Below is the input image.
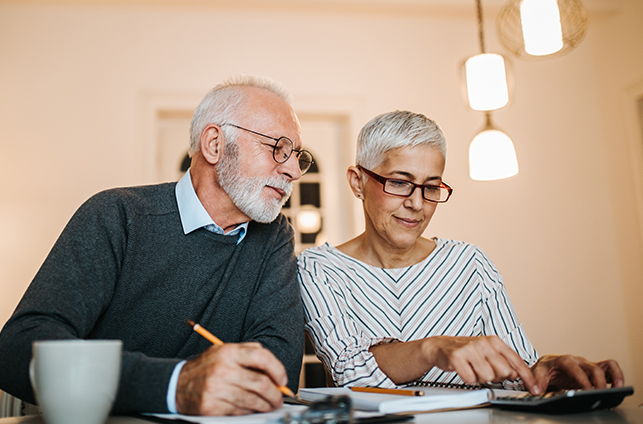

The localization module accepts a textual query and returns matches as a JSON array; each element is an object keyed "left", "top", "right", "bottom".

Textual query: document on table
[
  {"left": 299, "top": 387, "right": 493, "bottom": 414},
  {"left": 144, "top": 403, "right": 402, "bottom": 424},
  {"left": 146, "top": 403, "right": 307, "bottom": 423}
]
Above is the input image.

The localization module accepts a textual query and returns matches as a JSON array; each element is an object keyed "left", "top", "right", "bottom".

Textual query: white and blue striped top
[{"left": 297, "top": 238, "right": 538, "bottom": 389}]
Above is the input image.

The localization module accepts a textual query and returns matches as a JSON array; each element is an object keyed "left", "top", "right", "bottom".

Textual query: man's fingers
[
  {"left": 198, "top": 382, "right": 276, "bottom": 417},
  {"left": 204, "top": 346, "right": 285, "bottom": 411},
  {"left": 222, "top": 372, "right": 282, "bottom": 414},
  {"left": 229, "top": 343, "right": 289, "bottom": 388},
  {"left": 196, "top": 385, "right": 258, "bottom": 416},
  {"left": 176, "top": 343, "right": 287, "bottom": 415}
]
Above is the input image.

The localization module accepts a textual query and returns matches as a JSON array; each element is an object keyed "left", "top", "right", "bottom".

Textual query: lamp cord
[{"left": 476, "top": 0, "right": 486, "bottom": 54}]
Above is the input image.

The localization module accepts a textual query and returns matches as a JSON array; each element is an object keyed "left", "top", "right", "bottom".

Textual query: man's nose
[{"left": 278, "top": 153, "right": 303, "bottom": 181}]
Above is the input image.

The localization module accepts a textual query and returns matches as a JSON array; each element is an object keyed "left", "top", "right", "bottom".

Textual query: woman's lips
[{"left": 395, "top": 216, "right": 420, "bottom": 227}]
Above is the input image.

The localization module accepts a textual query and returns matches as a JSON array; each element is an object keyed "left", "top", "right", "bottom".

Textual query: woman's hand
[
  {"left": 370, "top": 335, "right": 540, "bottom": 393},
  {"left": 422, "top": 336, "right": 540, "bottom": 392},
  {"left": 530, "top": 354, "right": 624, "bottom": 393}
]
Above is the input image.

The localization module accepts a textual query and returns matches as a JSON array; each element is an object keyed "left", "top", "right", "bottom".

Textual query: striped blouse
[{"left": 297, "top": 238, "right": 538, "bottom": 389}]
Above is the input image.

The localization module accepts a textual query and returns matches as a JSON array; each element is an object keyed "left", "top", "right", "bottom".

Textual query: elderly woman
[{"left": 298, "top": 111, "right": 623, "bottom": 394}]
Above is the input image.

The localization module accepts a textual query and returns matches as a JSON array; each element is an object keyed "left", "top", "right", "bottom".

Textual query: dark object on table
[
  {"left": 279, "top": 395, "right": 412, "bottom": 424},
  {"left": 491, "top": 386, "right": 634, "bottom": 414},
  {"left": 280, "top": 395, "right": 353, "bottom": 424}
]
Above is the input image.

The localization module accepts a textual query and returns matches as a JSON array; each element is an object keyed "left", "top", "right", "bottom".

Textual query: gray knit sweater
[{"left": 0, "top": 183, "right": 304, "bottom": 413}]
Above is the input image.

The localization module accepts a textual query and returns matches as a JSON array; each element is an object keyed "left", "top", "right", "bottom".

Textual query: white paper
[{"left": 147, "top": 404, "right": 307, "bottom": 424}]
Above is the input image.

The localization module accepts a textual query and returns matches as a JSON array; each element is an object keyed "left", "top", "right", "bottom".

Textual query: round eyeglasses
[
  {"left": 221, "top": 123, "right": 313, "bottom": 175},
  {"left": 357, "top": 165, "right": 453, "bottom": 203}
]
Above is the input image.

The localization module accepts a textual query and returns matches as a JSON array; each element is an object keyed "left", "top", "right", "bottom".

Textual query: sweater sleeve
[
  {"left": 297, "top": 249, "right": 397, "bottom": 388},
  {"left": 0, "top": 190, "right": 178, "bottom": 413}
]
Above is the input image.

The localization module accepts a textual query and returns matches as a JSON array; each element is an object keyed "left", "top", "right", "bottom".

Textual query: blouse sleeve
[
  {"left": 475, "top": 247, "right": 539, "bottom": 389},
  {"left": 297, "top": 250, "right": 397, "bottom": 388}
]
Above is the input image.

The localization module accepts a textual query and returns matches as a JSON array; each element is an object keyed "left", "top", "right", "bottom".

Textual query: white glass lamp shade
[
  {"left": 296, "top": 207, "right": 322, "bottom": 234},
  {"left": 520, "top": 0, "right": 563, "bottom": 56},
  {"left": 464, "top": 53, "right": 510, "bottom": 111},
  {"left": 469, "top": 127, "right": 519, "bottom": 181}
]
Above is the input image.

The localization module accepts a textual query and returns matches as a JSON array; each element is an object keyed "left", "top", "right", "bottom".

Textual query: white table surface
[{"left": 1, "top": 407, "right": 642, "bottom": 424}]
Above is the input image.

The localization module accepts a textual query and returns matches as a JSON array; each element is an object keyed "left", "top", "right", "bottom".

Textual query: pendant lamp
[
  {"left": 497, "top": 0, "right": 589, "bottom": 60},
  {"left": 464, "top": 0, "right": 519, "bottom": 181},
  {"left": 462, "top": 0, "right": 511, "bottom": 111},
  {"left": 464, "top": 53, "right": 510, "bottom": 111},
  {"left": 469, "top": 113, "right": 519, "bottom": 181}
]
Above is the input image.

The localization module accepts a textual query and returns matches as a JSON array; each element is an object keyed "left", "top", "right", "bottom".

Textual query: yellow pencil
[
  {"left": 351, "top": 386, "right": 424, "bottom": 396},
  {"left": 186, "top": 320, "right": 295, "bottom": 397}
]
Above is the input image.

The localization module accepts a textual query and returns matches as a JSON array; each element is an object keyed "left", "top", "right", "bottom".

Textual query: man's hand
[
  {"left": 175, "top": 342, "right": 288, "bottom": 416},
  {"left": 531, "top": 354, "right": 624, "bottom": 393},
  {"left": 424, "top": 336, "right": 541, "bottom": 393}
]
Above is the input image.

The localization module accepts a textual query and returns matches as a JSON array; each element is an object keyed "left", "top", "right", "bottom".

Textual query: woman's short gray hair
[
  {"left": 356, "top": 110, "right": 447, "bottom": 170},
  {"left": 188, "top": 74, "right": 293, "bottom": 156}
]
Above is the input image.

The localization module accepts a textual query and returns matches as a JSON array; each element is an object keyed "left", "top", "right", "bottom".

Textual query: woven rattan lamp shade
[{"left": 497, "top": 0, "right": 589, "bottom": 60}]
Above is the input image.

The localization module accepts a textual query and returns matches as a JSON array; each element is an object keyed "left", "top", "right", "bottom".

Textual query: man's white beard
[{"left": 217, "top": 144, "right": 293, "bottom": 223}]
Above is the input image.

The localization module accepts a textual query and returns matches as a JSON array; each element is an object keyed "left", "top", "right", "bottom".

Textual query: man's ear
[
  {"left": 200, "top": 124, "right": 224, "bottom": 165},
  {"left": 347, "top": 166, "right": 364, "bottom": 200}
]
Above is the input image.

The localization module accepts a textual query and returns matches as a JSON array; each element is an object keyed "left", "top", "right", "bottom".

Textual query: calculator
[{"left": 490, "top": 386, "right": 634, "bottom": 414}]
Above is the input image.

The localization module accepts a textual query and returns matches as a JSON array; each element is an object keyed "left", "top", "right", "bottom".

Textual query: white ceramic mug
[{"left": 30, "top": 339, "right": 122, "bottom": 424}]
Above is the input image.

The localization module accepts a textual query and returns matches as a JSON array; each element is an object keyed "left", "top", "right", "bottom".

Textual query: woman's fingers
[{"left": 433, "top": 336, "right": 537, "bottom": 389}]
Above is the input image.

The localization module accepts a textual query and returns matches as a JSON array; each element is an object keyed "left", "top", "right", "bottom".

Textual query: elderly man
[{"left": 0, "top": 75, "right": 310, "bottom": 416}]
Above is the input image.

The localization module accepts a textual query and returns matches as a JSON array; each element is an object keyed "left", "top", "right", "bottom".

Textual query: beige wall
[{"left": 1, "top": 0, "right": 641, "bottom": 405}]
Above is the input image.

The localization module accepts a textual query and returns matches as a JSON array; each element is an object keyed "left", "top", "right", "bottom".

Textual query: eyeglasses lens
[
  {"left": 383, "top": 181, "right": 412, "bottom": 197},
  {"left": 298, "top": 152, "right": 313, "bottom": 175},
  {"left": 423, "top": 187, "right": 448, "bottom": 202},
  {"left": 384, "top": 180, "right": 449, "bottom": 202},
  {"left": 272, "top": 137, "right": 313, "bottom": 175},
  {"left": 273, "top": 138, "right": 291, "bottom": 163}
]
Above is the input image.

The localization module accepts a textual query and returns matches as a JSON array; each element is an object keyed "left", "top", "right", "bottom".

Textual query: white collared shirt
[{"left": 175, "top": 168, "right": 248, "bottom": 242}]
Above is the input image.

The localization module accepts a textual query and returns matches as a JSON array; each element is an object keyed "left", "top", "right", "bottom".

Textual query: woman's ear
[
  {"left": 347, "top": 166, "right": 364, "bottom": 200},
  {"left": 200, "top": 124, "right": 224, "bottom": 165}
]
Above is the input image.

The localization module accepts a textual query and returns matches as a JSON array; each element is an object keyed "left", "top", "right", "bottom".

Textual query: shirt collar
[{"left": 175, "top": 169, "right": 248, "bottom": 243}]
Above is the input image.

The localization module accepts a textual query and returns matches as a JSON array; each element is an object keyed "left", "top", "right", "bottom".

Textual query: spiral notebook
[
  {"left": 298, "top": 386, "right": 493, "bottom": 414},
  {"left": 406, "top": 380, "right": 524, "bottom": 398}
]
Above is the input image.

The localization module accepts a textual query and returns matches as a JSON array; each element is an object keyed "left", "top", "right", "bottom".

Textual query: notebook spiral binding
[{"left": 408, "top": 381, "right": 484, "bottom": 390}]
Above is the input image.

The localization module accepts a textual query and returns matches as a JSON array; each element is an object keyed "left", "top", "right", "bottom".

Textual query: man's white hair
[{"left": 188, "top": 75, "right": 293, "bottom": 156}]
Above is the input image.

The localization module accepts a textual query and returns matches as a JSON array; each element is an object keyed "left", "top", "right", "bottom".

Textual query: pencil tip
[{"left": 186, "top": 319, "right": 196, "bottom": 327}]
